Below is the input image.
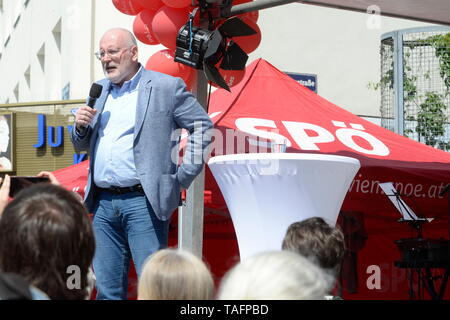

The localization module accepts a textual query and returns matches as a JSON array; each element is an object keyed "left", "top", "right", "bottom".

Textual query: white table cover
[{"left": 208, "top": 153, "right": 361, "bottom": 260}]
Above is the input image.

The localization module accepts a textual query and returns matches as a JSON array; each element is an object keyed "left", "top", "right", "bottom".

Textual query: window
[
  {"left": 13, "top": 84, "right": 19, "bottom": 102},
  {"left": 62, "top": 83, "right": 70, "bottom": 100},
  {"left": 13, "top": 0, "right": 23, "bottom": 28},
  {"left": 37, "top": 44, "right": 45, "bottom": 71},
  {"left": 52, "top": 19, "right": 61, "bottom": 53},
  {"left": 24, "top": 66, "right": 30, "bottom": 88},
  {"left": 4, "top": 35, "right": 10, "bottom": 47}
]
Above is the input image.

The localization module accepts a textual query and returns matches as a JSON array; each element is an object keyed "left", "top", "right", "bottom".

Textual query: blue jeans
[{"left": 92, "top": 190, "right": 169, "bottom": 300}]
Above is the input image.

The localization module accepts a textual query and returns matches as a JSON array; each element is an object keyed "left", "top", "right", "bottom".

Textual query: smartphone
[{"left": 9, "top": 176, "right": 50, "bottom": 197}]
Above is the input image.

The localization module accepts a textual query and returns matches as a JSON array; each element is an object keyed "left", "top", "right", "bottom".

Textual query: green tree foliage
[
  {"left": 416, "top": 92, "right": 449, "bottom": 150},
  {"left": 373, "top": 32, "right": 449, "bottom": 151},
  {"left": 427, "top": 33, "right": 450, "bottom": 91}
]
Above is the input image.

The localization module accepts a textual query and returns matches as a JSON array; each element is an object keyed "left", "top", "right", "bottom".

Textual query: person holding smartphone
[
  {"left": 0, "top": 172, "right": 59, "bottom": 216},
  {"left": 0, "top": 182, "right": 95, "bottom": 299}
]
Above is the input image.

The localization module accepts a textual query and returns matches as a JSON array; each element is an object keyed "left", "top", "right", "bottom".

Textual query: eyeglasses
[{"left": 94, "top": 47, "right": 131, "bottom": 60}]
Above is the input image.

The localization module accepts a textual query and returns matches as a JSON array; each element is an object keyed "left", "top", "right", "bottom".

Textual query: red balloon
[
  {"left": 136, "top": 0, "right": 164, "bottom": 11},
  {"left": 184, "top": 69, "right": 197, "bottom": 92},
  {"left": 112, "top": 0, "right": 144, "bottom": 15},
  {"left": 145, "top": 49, "right": 193, "bottom": 87},
  {"left": 210, "top": 68, "right": 246, "bottom": 89},
  {"left": 152, "top": 6, "right": 190, "bottom": 50},
  {"left": 133, "top": 9, "right": 159, "bottom": 45},
  {"left": 238, "top": 10, "right": 259, "bottom": 23},
  {"left": 161, "top": 0, "right": 191, "bottom": 9},
  {"left": 231, "top": 17, "right": 261, "bottom": 54}
]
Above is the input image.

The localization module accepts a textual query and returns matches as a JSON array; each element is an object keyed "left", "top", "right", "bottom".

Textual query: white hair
[
  {"left": 101, "top": 28, "right": 137, "bottom": 47},
  {"left": 217, "top": 251, "right": 333, "bottom": 300}
]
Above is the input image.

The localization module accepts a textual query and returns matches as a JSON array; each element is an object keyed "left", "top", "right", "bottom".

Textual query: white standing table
[{"left": 208, "top": 153, "right": 361, "bottom": 260}]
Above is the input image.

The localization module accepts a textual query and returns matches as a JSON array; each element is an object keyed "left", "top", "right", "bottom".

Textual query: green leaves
[
  {"left": 416, "top": 91, "right": 448, "bottom": 150},
  {"left": 427, "top": 33, "right": 450, "bottom": 93}
]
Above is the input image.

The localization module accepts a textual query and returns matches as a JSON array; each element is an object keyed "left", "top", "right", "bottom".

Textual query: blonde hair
[
  {"left": 138, "top": 248, "right": 214, "bottom": 300},
  {"left": 217, "top": 251, "right": 332, "bottom": 300}
]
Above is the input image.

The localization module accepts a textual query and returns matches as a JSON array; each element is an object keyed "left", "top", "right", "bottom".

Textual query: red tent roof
[
  {"left": 53, "top": 160, "right": 89, "bottom": 199},
  {"left": 204, "top": 59, "right": 450, "bottom": 299},
  {"left": 209, "top": 58, "right": 450, "bottom": 165},
  {"left": 206, "top": 58, "right": 450, "bottom": 218}
]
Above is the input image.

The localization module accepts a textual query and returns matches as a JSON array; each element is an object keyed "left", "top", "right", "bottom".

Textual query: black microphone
[
  {"left": 76, "top": 83, "right": 103, "bottom": 135},
  {"left": 87, "top": 83, "right": 103, "bottom": 107}
]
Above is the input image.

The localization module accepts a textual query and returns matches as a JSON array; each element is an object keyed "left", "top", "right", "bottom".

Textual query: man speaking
[{"left": 71, "top": 28, "right": 213, "bottom": 300}]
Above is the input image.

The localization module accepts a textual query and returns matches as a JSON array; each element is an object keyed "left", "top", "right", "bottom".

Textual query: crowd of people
[
  {"left": 0, "top": 27, "right": 347, "bottom": 300},
  {"left": 0, "top": 171, "right": 345, "bottom": 300}
]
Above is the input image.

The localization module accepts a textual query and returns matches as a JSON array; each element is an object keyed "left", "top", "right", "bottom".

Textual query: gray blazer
[{"left": 71, "top": 69, "right": 213, "bottom": 221}]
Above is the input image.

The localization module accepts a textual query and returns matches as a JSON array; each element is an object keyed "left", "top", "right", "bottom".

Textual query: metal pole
[
  {"left": 180, "top": 0, "right": 299, "bottom": 258},
  {"left": 179, "top": 70, "right": 209, "bottom": 258},
  {"left": 393, "top": 30, "right": 405, "bottom": 135},
  {"left": 178, "top": 4, "right": 212, "bottom": 258},
  {"left": 223, "top": 0, "right": 299, "bottom": 17}
]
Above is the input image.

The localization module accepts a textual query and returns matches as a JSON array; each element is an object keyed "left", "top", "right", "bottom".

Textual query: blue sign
[
  {"left": 33, "top": 114, "right": 87, "bottom": 164},
  {"left": 285, "top": 72, "right": 317, "bottom": 93}
]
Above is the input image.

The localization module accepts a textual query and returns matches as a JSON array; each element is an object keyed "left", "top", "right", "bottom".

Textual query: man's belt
[{"left": 97, "top": 184, "right": 144, "bottom": 194}]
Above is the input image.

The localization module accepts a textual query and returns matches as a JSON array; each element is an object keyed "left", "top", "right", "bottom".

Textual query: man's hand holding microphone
[
  {"left": 75, "top": 83, "right": 102, "bottom": 135},
  {"left": 75, "top": 106, "right": 97, "bottom": 133}
]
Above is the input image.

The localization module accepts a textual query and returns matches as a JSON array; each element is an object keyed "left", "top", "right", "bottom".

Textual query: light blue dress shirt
[{"left": 93, "top": 66, "right": 143, "bottom": 188}]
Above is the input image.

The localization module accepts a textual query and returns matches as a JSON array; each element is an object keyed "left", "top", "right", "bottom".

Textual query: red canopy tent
[
  {"left": 54, "top": 58, "right": 450, "bottom": 299},
  {"left": 204, "top": 58, "right": 450, "bottom": 299}
]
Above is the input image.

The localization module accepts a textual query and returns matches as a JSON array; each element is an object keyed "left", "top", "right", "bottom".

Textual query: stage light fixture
[{"left": 174, "top": 16, "right": 256, "bottom": 91}]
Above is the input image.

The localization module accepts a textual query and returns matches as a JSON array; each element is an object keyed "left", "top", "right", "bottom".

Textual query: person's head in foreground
[
  {"left": 0, "top": 184, "right": 95, "bottom": 300},
  {"left": 282, "top": 217, "right": 345, "bottom": 277},
  {"left": 217, "top": 250, "right": 332, "bottom": 300},
  {"left": 138, "top": 248, "right": 214, "bottom": 300}
]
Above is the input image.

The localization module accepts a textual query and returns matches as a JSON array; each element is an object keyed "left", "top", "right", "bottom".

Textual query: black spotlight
[{"left": 174, "top": 16, "right": 256, "bottom": 91}]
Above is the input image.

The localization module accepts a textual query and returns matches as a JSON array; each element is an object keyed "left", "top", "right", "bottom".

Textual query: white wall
[
  {"left": 0, "top": 0, "right": 95, "bottom": 102},
  {"left": 0, "top": 0, "right": 440, "bottom": 118},
  {"left": 249, "top": 3, "right": 434, "bottom": 116},
  {"left": 0, "top": 0, "right": 92, "bottom": 102}
]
